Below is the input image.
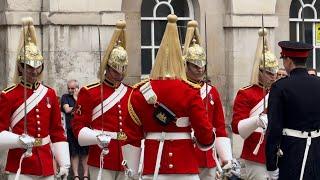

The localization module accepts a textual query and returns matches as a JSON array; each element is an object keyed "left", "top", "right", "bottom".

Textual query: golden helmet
[
  {"left": 183, "top": 20, "right": 206, "bottom": 68},
  {"left": 100, "top": 20, "right": 128, "bottom": 81},
  {"left": 251, "top": 28, "right": 279, "bottom": 85},
  {"left": 17, "top": 17, "right": 43, "bottom": 68},
  {"left": 13, "top": 17, "right": 44, "bottom": 84},
  {"left": 259, "top": 50, "right": 279, "bottom": 74},
  {"left": 108, "top": 42, "right": 128, "bottom": 73}
]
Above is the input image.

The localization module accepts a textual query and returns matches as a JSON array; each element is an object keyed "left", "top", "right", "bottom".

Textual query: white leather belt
[
  {"left": 93, "top": 129, "right": 127, "bottom": 140},
  {"left": 282, "top": 128, "right": 320, "bottom": 180},
  {"left": 283, "top": 128, "right": 320, "bottom": 138},
  {"left": 146, "top": 132, "right": 192, "bottom": 140},
  {"left": 34, "top": 135, "right": 50, "bottom": 147}
]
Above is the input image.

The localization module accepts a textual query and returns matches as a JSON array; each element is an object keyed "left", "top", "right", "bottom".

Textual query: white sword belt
[
  {"left": 93, "top": 129, "right": 127, "bottom": 140},
  {"left": 145, "top": 132, "right": 192, "bottom": 140},
  {"left": 282, "top": 128, "right": 320, "bottom": 180},
  {"left": 33, "top": 135, "right": 51, "bottom": 147}
]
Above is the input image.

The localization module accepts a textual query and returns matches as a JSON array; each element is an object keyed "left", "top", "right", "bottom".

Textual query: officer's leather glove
[
  {"left": 257, "top": 113, "right": 268, "bottom": 129},
  {"left": 267, "top": 168, "right": 279, "bottom": 180},
  {"left": 19, "top": 134, "right": 35, "bottom": 157}
]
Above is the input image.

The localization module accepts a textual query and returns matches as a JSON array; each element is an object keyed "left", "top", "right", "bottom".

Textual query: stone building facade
[{"left": 0, "top": 0, "right": 314, "bottom": 175}]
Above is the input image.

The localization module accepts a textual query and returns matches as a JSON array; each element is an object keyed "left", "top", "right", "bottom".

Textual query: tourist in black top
[{"left": 61, "top": 79, "right": 89, "bottom": 180}]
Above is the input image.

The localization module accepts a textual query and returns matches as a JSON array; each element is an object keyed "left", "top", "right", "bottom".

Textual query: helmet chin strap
[{"left": 104, "top": 72, "right": 122, "bottom": 88}]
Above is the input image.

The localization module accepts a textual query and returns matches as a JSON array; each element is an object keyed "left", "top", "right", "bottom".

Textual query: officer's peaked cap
[{"left": 278, "top": 41, "right": 313, "bottom": 58}]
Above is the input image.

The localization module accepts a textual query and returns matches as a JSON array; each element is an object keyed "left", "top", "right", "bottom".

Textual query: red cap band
[{"left": 281, "top": 49, "right": 310, "bottom": 58}]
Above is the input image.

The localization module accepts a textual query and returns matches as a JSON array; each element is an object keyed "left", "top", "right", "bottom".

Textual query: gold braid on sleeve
[{"left": 127, "top": 89, "right": 142, "bottom": 126}]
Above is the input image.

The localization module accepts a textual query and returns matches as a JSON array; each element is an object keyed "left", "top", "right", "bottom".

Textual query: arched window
[
  {"left": 290, "top": 0, "right": 320, "bottom": 71},
  {"left": 141, "top": 0, "right": 194, "bottom": 78}
]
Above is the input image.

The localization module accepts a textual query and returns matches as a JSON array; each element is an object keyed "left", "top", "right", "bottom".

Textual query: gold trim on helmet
[
  {"left": 183, "top": 21, "right": 206, "bottom": 68},
  {"left": 108, "top": 41, "right": 128, "bottom": 74},
  {"left": 259, "top": 50, "right": 279, "bottom": 74},
  {"left": 17, "top": 41, "right": 43, "bottom": 69}
]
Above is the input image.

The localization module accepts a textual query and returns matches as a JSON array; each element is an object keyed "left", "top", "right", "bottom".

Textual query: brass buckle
[
  {"left": 117, "top": 132, "right": 127, "bottom": 140},
  {"left": 34, "top": 138, "right": 42, "bottom": 147}
]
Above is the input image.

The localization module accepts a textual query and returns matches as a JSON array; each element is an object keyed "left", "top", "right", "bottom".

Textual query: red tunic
[
  {"left": 231, "top": 84, "right": 266, "bottom": 164},
  {"left": 194, "top": 84, "right": 228, "bottom": 168},
  {"left": 124, "top": 79, "right": 214, "bottom": 175},
  {"left": 72, "top": 82, "right": 131, "bottom": 171},
  {"left": 0, "top": 82, "right": 66, "bottom": 176}
]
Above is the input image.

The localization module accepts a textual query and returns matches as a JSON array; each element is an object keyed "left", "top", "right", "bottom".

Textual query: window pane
[
  {"left": 302, "top": 7, "right": 315, "bottom": 19},
  {"left": 154, "top": 20, "right": 167, "bottom": 46},
  {"left": 303, "top": 0, "right": 313, "bottom": 4},
  {"left": 141, "top": 0, "right": 156, "bottom": 17},
  {"left": 290, "top": 22, "right": 297, "bottom": 41},
  {"left": 315, "top": 0, "right": 320, "bottom": 15},
  {"left": 156, "top": 4, "right": 171, "bottom": 17},
  {"left": 299, "top": 22, "right": 313, "bottom": 44},
  {"left": 290, "top": 0, "right": 302, "bottom": 18},
  {"left": 316, "top": 49, "right": 320, "bottom": 71},
  {"left": 141, "top": 21, "right": 151, "bottom": 46},
  {"left": 171, "top": 0, "right": 190, "bottom": 17},
  {"left": 141, "top": 49, "right": 152, "bottom": 74},
  {"left": 177, "top": 20, "right": 188, "bottom": 46}
]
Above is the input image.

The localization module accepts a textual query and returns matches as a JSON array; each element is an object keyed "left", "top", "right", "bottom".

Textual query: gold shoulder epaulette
[
  {"left": 132, "top": 79, "right": 149, "bottom": 89},
  {"left": 127, "top": 90, "right": 142, "bottom": 126},
  {"left": 2, "top": 84, "right": 17, "bottom": 94},
  {"left": 183, "top": 79, "right": 201, "bottom": 89},
  {"left": 84, "top": 82, "right": 100, "bottom": 90},
  {"left": 240, "top": 84, "right": 253, "bottom": 90}
]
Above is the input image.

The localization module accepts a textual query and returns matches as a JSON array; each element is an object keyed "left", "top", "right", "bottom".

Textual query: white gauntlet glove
[
  {"left": 223, "top": 159, "right": 241, "bottom": 178},
  {"left": 121, "top": 144, "right": 142, "bottom": 180},
  {"left": 215, "top": 159, "right": 241, "bottom": 180},
  {"left": 19, "top": 134, "right": 35, "bottom": 157},
  {"left": 97, "top": 134, "right": 112, "bottom": 155},
  {"left": 257, "top": 113, "right": 268, "bottom": 129},
  {"left": 52, "top": 142, "right": 71, "bottom": 180},
  {"left": 56, "top": 166, "right": 69, "bottom": 180}
]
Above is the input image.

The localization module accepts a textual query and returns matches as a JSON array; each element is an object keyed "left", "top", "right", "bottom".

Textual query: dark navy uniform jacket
[{"left": 266, "top": 68, "right": 320, "bottom": 179}]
